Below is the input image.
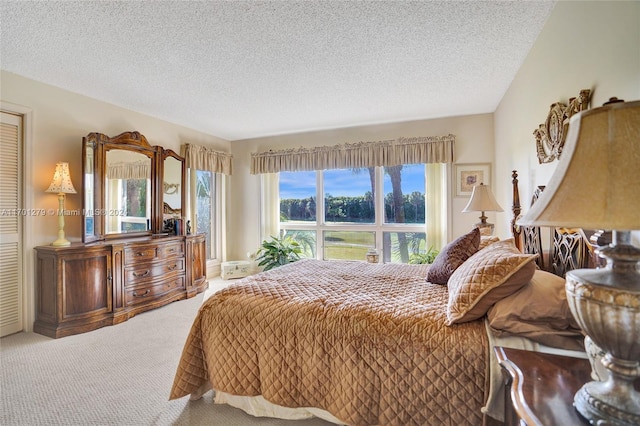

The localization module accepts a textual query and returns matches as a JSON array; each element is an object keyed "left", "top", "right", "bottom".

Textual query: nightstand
[{"left": 494, "top": 346, "right": 591, "bottom": 426}]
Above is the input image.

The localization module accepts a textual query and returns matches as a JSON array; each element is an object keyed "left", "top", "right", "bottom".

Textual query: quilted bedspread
[{"left": 170, "top": 259, "right": 489, "bottom": 425}]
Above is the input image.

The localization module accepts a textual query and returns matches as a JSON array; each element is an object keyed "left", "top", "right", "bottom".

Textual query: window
[
  {"left": 192, "top": 169, "right": 223, "bottom": 262},
  {"left": 105, "top": 177, "right": 151, "bottom": 232},
  {"left": 279, "top": 164, "right": 428, "bottom": 263},
  {"left": 119, "top": 178, "right": 149, "bottom": 232}
]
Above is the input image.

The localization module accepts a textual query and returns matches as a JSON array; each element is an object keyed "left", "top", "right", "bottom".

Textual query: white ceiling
[{"left": 1, "top": 1, "right": 555, "bottom": 141}]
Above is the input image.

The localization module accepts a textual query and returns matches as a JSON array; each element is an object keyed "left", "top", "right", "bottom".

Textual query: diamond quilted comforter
[{"left": 170, "top": 259, "right": 489, "bottom": 425}]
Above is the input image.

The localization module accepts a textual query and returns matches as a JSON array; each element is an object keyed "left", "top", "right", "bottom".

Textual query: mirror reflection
[
  {"left": 105, "top": 149, "right": 152, "bottom": 235},
  {"left": 163, "top": 155, "right": 182, "bottom": 217},
  {"left": 84, "top": 140, "right": 95, "bottom": 238}
]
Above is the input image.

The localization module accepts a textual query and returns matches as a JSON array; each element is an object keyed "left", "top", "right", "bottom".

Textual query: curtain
[
  {"left": 180, "top": 143, "right": 232, "bottom": 266},
  {"left": 106, "top": 161, "right": 150, "bottom": 180},
  {"left": 250, "top": 134, "right": 455, "bottom": 174},
  {"left": 425, "top": 163, "right": 448, "bottom": 251},
  {"left": 181, "top": 143, "right": 233, "bottom": 175},
  {"left": 260, "top": 173, "right": 280, "bottom": 245}
]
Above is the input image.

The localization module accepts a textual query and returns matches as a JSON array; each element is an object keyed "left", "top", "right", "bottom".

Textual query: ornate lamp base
[
  {"left": 566, "top": 240, "right": 640, "bottom": 426},
  {"left": 474, "top": 212, "right": 495, "bottom": 235},
  {"left": 574, "top": 378, "right": 640, "bottom": 426},
  {"left": 566, "top": 269, "right": 640, "bottom": 426}
]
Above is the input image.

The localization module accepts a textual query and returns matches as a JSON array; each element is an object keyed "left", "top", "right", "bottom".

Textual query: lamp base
[
  {"left": 574, "top": 378, "right": 640, "bottom": 426},
  {"left": 566, "top": 239, "right": 640, "bottom": 426},
  {"left": 474, "top": 221, "right": 494, "bottom": 235},
  {"left": 51, "top": 237, "right": 71, "bottom": 247},
  {"left": 473, "top": 211, "right": 495, "bottom": 235},
  {"left": 52, "top": 193, "right": 70, "bottom": 247}
]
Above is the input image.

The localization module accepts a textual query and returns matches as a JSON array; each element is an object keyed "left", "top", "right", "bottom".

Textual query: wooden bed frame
[{"left": 510, "top": 169, "right": 608, "bottom": 277}]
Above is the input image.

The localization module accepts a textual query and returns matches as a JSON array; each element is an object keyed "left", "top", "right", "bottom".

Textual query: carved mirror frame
[{"left": 82, "top": 131, "right": 185, "bottom": 242}]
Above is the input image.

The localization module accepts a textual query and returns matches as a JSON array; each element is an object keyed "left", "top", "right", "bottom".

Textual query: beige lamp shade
[
  {"left": 519, "top": 99, "right": 640, "bottom": 230},
  {"left": 46, "top": 162, "right": 77, "bottom": 194},
  {"left": 462, "top": 183, "right": 503, "bottom": 213}
]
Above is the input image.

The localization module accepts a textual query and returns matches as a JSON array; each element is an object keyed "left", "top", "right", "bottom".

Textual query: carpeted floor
[{"left": 0, "top": 280, "right": 330, "bottom": 426}]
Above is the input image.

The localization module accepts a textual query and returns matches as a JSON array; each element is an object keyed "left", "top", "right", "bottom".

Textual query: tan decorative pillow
[
  {"left": 426, "top": 227, "right": 480, "bottom": 285},
  {"left": 479, "top": 236, "right": 500, "bottom": 250},
  {"left": 487, "top": 269, "right": 584, "bottom": 349},
  {"left": 446, "top": 239, "right": 536, "bottom": 325}
]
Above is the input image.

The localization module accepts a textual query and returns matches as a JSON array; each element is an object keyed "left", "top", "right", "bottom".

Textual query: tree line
[{"left": 280, "top": 191, "right": 425, "bottom": 224}]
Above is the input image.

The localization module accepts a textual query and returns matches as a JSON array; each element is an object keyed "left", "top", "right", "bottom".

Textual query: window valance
[
  {"left": 181, "top": 143, "right": 233, "bottom": 175},
  {"left": 250, "top": 134, "right": 455, "bottom": 174},
  {"left": 106, "top": 161, "right": 150, "bottom": 180}
]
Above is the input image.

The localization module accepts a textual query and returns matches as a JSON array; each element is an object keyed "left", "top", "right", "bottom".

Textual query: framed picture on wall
[{"left": 454, "top": 163, "right": 491, "bottom": 197}]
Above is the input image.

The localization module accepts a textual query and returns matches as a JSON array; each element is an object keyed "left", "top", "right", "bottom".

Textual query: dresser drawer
[
  {"left": 161, "top": 241, "right": 184, "bottom": 258},
  {"left": 125, "top": 258, "right": 185, "bottom": 285},
  {"left": 124, "top": 240, "right": 184, "bottom": 265},
  {"left": 124, "top": 245, "right": 160, "bottom": 264},
  {"left": 125, "top": 276, "right": 185, "bottom": 306}
]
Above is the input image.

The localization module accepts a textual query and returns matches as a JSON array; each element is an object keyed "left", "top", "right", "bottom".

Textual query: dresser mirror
[
  {"left": 82, "top": 138, "right": 97, "bottom": 242},
  {"left": 82, "top": 131, "right": 185, "bottom": 242},
  {"left": 161, "top": 149, "right": 185, "bottom": 233},
  {"left": 104, "top": 148, "right": 153, "bottom": 235}
]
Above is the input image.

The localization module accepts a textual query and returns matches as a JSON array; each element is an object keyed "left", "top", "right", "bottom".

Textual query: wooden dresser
[{"left": 34, "top": 234, "right": 207, "bottom": 338}]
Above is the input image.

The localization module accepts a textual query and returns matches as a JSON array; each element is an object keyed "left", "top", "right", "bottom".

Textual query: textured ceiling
[{"left": 1, "top": 1, "right": 555, "bottom": 141}]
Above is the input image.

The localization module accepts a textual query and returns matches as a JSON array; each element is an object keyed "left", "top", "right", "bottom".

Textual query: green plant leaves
[
  {"left": 256, "top": 235, "right": 302, "bottom": 271},
  {"left": 408, "top": 246, "right": 439, "bottom": 264}
]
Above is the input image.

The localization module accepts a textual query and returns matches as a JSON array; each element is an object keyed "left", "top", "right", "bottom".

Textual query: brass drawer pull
[
  {"left": 167, "top": 264, "right": 178, "bottom": 271},
  {"left": 132, "top": 289, "right": 151, "bottom": 297},
  {"left": 133, "top": 270, "right": 150, "bottom": 278}
]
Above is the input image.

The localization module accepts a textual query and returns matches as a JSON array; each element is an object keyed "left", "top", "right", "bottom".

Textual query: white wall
[
  {"left": 228, "top": 113, "right": 494, "bottom": 260},
  {"left": 493, "top": 1, "right": 640, "bottom": 238}
]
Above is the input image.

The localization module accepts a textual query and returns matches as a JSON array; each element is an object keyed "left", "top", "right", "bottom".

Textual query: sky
[{"left": 279, "top": 165, "right": 425, "bottom": 199}]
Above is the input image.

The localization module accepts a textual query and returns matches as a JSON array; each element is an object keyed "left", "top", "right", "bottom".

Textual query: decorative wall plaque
[{"left": 534, "top": 89, "right": 591, "bottom": 164}]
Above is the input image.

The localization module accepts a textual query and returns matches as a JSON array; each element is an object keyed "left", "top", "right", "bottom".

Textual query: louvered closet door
[{"left": 0, "top": 112, "right": 23, "bottom": 336}]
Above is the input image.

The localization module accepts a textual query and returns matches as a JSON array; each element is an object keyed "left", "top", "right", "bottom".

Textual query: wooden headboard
[{"left": 511, "top": 170, "right": 604, "bottom": 277}]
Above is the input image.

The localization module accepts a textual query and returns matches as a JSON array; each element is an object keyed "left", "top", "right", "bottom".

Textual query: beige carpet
[{"left": 0, "top": 280, "right": 330, "bottom": 426}]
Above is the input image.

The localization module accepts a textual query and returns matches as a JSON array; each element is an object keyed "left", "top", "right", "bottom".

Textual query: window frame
[
  {"left": 188, "top": 168, "right": 225, "bottom": 276},
  {"left": 279, "top": 166, "right": 427, "bottom": 262}
]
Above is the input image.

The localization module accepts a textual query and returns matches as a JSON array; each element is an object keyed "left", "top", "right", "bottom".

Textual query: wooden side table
[{"left": 494, "top": 346, "right": 591, "bottom": 426}]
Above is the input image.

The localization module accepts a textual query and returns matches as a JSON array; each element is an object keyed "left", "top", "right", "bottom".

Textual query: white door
[{"left": 0, "top": 111, "right": 23, "bottom": 336}]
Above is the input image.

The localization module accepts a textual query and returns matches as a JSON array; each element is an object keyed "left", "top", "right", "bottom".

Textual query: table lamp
[
  {"left": 462, "top": 182, "right": 503, "bottom": 235},
  {"left": 46, "top": 162, "right": 77, "bottom": 246},
  {"left": 518, "top": 98, "right": 640, "bottom": 425}
]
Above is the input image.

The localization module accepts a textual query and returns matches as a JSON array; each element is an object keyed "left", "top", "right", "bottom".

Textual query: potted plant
[
  {"left": 408, "top": 246, "right": 439, "bottom": 264},
  {"left": 256, "top": 235, "right": 303, "bottom": 271}
]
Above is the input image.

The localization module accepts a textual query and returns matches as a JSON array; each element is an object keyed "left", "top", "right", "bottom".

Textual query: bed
[{"left": 170, "top": 171, "right": 595, "bottom": 425}]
